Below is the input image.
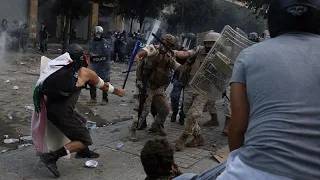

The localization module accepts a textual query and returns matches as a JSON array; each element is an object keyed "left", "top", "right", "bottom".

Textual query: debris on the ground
[
  {"left": 7, "top": 111, "right": 13, "bottom": 120},
  {"left": 3, "top": 138, "right": 19, "bottom": 144},
  {"left": 12, "top": 86, "right": 19, "bottom": 90},
  {"left": 85, "top": 160, "right": 98, "bottom": 168},
  {"left": 86, "top": 121, "right": 97, "bottom": 130},
  {"left": 119, "top": 103, "right": 128, "bottom": 107},
  {"left": 18, "top": 143, "right": 33, "bottom": 149},
  {"left": 0, "top": 149, "right": 8, "bottom": 153},
  {"left": 115, "top": 142, "right": 124, "bottom": 150},
  {"left": 211, "top": 147, "right": 230, "bottom": 163},
  {"left": 5, "top": 80, "right": 10, "bottom": 83},
  {"left": 24, "top": 105, "right": 34, "bottom": 111},
  {"left": 3, "top": 135, "right": 9, "bottom": 139},
  {"left": 20, "top": 136, "right": 32, "bottom": 141}
]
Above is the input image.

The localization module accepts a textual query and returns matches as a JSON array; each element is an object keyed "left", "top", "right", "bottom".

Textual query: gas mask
[{"left": 94, "top": 34, "right": 102, "bottom": 40}]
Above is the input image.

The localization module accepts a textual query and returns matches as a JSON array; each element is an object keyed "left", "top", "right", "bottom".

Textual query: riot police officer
[{"left": 87, "top": 26, "right": 111, "bottom": 105}]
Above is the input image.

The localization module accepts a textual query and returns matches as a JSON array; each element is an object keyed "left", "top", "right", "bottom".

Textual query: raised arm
[{"left": 79, "top": 68, "right": 125, "bottom": 97}]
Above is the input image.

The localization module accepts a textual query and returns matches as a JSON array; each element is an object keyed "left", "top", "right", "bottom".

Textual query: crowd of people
[
  {"left": 31, "top": 0, "right": 320, "bottom": 179},
  {"left": 0, "top": 18, "right": 29, "bottom": 53}
]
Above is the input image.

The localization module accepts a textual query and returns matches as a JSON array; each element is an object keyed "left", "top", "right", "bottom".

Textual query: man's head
[
  {"left": 66, "top": 44, "right": 88, "bottom": 70},
  {"left": 203, "top": 31, "right": 220, "bottom": 53},
  {"left": 160, "top": 34, "right": 177, "bottom": 54},
  {"left": 141, "top": 139, "right": 181, "bottom": 179},
  {"left": 268, "top": 0, "right": 320, "bottom": 38},
  {"left": 93, "top": 26, "right": 104, "bottom": 40}
]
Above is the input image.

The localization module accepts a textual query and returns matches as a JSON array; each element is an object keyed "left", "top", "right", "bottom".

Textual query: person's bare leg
[{"left": 64, "top": 141, "right": 86, "bottom": 153}]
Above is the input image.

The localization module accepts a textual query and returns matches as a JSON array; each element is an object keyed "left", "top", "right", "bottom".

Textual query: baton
[
  {"left": 151, "top": 33, "right": 174, "bottom": 54},
  {"left": 122, "top": 40, "right": 141, "bottom": 89},
  {"left": 122, "top": 69, "right": 136, "bottom": 73}
]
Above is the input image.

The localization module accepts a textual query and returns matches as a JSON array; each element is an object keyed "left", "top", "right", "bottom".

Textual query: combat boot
[
  {"left": 222, "top": 116, "right": 231, "bottom": 136},
  {"left": 129, "top": 122, "right": 138, "bottom": 142},
  {"left": 178, "top": 112, "right": 185, "bottom": 126},
  {"left": 186, "top": 134, "right": 204, "bottom": 147},
  {"left": 137, "top": 119, "right": 147, "bottom": 130},
  {"left": 171, "top": 113, "right": 177, "bottom": 122},
  {"left": 149, "top": 122, "right": 167, "bottom": 136},
  {"left": 86, "top": 99, "right": 97, "bottom": 106},
  {"left": 175, "top": 133, "right": 189, "bottom": 151},
  {"left": 203, "top": 113, "right": 219, "bottom": 127}
]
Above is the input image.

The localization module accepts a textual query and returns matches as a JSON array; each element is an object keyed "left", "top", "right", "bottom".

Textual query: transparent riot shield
[
  {"left": 236, "top": 27, "right": 248, "bottom": 39},
  {"left": 189, "top": 25, "right": 256, "bottom": 100},
  {"left": 139, "top": 17, "right": 168, "bottom": 47}
]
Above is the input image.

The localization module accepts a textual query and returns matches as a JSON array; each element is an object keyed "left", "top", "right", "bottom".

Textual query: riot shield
[
  {"left": 236, "top": 27, "right": 248, "bottom": 39},
  {"left": 139, "top": 17, "right": 168, "bottom": 47},
  {"left": 189, "top": 25, "right": 256, "bottom": 100}
]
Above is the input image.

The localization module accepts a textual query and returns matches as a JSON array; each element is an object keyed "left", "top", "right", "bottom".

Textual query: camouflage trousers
[
  {"left": 205, "top": 100, "right": 217, "bottom": 114},
  {"left": 133, "top": 86, "right": 170, "bottom": 125},
  {"left": 183, "top": 86, "right": 208, "bottom": 136},
  {"left": 224, "top": 86, "right": 231, "bottom": 118}
]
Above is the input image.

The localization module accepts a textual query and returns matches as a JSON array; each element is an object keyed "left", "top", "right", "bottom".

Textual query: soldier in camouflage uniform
[
  {"left": 203, "top": 100, "right": 219, "bottom": 126},
  {"left": 87, "top": 26, "right": 111, "bottom": 105},
  {"left": 129, "top": 34, "right": 182, "bottom": 141},
  {"left": 174, "top": 31, "right": 221, "bottom": 151}
]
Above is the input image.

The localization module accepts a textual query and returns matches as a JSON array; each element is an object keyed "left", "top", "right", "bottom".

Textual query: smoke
[{"left": 0, "top": 32, "right": 7, "bottom": 63}]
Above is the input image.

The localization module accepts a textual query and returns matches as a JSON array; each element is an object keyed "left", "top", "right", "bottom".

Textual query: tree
[
  {"left": 102, "top": 0, "right": 175, "bottom": 32},
  {"left": 52, "top": 0, "right": 92, "bottom": 53},
  {"left": 236, "top": 0, "right": 271, "bottom": 17},
  {"left": 167, "top": 0, "right": 218, "bottom": 33},
  {"left": 166, "top": 0, "right": 266, "bottom": 34}
]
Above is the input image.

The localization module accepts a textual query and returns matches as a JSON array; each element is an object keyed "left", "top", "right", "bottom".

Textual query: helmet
[
  {"left": 248, "top": 32, "right": 259, "bottom": 42},
  {"left": 203, "top": 32, "right": 220, "bottom": 42},
  {"left": 268, "top": 0, "right": 320, "bottom": 38},
  {"left": 186, "top": 33, "right": 196, "bottom": 40},
  {"left": 93, "top": 26, "right": 103, "bottom": 38},
  {"left": 66, "top": 44, "right": 88, "bottom": 69},
  {"left": 161, "top": 34, "right": 177, "bottom": 48}
]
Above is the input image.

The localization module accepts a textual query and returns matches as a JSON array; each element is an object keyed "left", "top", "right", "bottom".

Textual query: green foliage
[
  {"left": 167, "top": 0, "right": 217, "bottom": 32},
  {"left": 96, "top": 0, "right": 175, "bottom": 26},
  {"left": 167, "top": 0, "right": 267, "bottom": 34}
]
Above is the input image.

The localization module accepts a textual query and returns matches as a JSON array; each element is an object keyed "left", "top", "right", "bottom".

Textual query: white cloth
[{"left": 217, "top": 149, "right": 293, "bottom": 180}]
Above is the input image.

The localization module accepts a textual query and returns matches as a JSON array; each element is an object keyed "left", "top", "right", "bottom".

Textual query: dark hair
[{"left": 141, "top": 139, "right": 175, "bottom": 179}]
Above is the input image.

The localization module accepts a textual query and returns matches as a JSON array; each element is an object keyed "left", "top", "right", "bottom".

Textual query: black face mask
[{"left": 205, "top": 47, "right": 212, "bottom": 53}]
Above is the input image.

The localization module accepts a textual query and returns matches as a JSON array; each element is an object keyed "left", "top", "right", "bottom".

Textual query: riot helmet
[
  {"left": 66, "top": 44, "right": 88, "bottom": 70},
  {"left": 160, "top": 34, "right": 177, "bottom": 54},
  {"left": 248, "top": 32, "right": 259, "bottom": 42},
  {"left": 203, "top": 31, "right": 220, "bottom": 53},
  {"left": 93, "top": 26, "right": 104, "bottom": 40},
  {"left": 268, "top": 0, "right": 320, "bottom": 38}
]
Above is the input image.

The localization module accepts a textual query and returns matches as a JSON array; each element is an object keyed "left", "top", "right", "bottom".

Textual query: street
[{"left": 0, "top": 51, "right": 227, "bottom": 180}]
